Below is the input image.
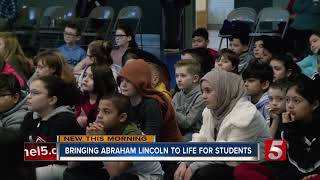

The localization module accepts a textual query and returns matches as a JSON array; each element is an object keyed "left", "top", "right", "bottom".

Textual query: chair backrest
[
  {"left": 250, "top": 7, "right": 289, "bottom": 47},
  {"left": 61, "top": 8, "right": 75, "bottom": 21},
  {"left": 112, "top": 6, "right": 143, "bottom": 36},
  {"left": 227, "top": 7, "right": 257, "bottom": 23},
  {"left": 257, "top": 7, "right": 289, "bottom": 22},
  {"left": 88, "top": 6, "right": 114, "bottom": 20},
  {"left": 15, "top": 6, "right": 40, "bottom": 28},
  {"left": 42, "top": 6, "right": 64, "bottom": 17},
  {"left": 82, "top": 6, "right": 114, "bottom": 40},
  {"left": 26, "top": 6, "right": 39, "bottom": 21},
  {"left": 48, "top": 7, "right": 75, "bottom": 21},
  {"left": 41, "top": 6, "right": 75, "bottom": 28},
  {"left": 117, "top": 6, "right": 142, "bottom": 20}
]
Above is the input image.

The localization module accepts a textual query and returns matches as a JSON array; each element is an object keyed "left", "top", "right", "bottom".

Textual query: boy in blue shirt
[
  {"left": 242, "top": 62, "right": 273, "bottom": 124},
  {"left": 58, "top": 22, "right": 86, "bottom": 68}
]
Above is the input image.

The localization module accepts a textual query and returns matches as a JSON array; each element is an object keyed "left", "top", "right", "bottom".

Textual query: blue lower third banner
[{"left": 58, "top": 143, "right": 259, "bottom": 161}]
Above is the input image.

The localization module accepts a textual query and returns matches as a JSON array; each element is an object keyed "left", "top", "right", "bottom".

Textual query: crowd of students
[{"left": 0, "top": 10, "right": 319, "bottom": 180}]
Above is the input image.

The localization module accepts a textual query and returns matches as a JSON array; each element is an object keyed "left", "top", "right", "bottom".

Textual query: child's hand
[
  {"left": 86, "top": 122, "right": 105, "bottom": 135},
  {"left": 84, "top": 57, "right": 94, "bottom": 66},
  {"left": 86, "top": 124, "right": 93, "bottom": 135},
  {"left": 174, "top": 162, "right": 188, "bottom": 180},
  {"left": 77, "top": 115, "right": 88, "bottom": 128},
  {"left": 282, "top": 112, "right": 295, "bottom": 123},
  {"left": 302, "top": 174, "right": 320, "bottom": 180},
  {"left": 266, "top": 104, "right": 280, "bottom": 120},
  {"left": 92, "top": 122, "right": 105, "bottom": 134}
]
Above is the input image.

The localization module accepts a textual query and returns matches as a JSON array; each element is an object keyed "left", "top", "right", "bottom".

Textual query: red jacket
[
  {"left": 2, "top": 63, "right": 25, "bottom": 89},
  {"left": 208, "top": 48, "right": 219, "bottom": 60}
]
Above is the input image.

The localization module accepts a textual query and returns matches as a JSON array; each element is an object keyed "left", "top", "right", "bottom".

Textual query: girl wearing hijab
[{"left": 174, "top": 68, "right": 271, "bottom": 180}]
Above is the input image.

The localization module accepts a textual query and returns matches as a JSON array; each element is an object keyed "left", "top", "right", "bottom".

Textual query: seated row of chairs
[
  {"left": 218, "top": 6, "right": 290, "bottom": 50},
  {"left": 12, "top": 5, "right": 142, "bottom": 49}
]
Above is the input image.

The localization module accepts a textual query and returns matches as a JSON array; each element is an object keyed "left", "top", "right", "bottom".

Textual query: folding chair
[
  {"left": 39, "top": 6, "right": 63, "bottom": 29},
  {"left": 12, "top": 6, "right": 41, "bottom": 53},
  {"left": 81, "top": 6, "right": 114, "bottom": 41},
  {"left": 249, "top": 7, "right": 289, "bottom": 49},
  {"left": 13, "top": 6, "right": 40, "bottom": 30},
  {"left": 112, "top": 6, "right": 143, "bottom": 48},
  {"left": 218, "top": 7, "right": 257, "bottom": 50},
  {"left": 39, "top": 6, "right": 76, "bottom": 50}
]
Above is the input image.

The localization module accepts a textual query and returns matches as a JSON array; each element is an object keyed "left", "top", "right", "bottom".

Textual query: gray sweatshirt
[
  {"left": 0, "top": 91, "right": 29, "bottom": 131},
  {"left": 172, "top": 85, "right": 205, "bottom": 134}
]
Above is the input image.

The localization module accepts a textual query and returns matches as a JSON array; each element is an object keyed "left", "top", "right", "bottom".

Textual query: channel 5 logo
[{"left": 265, "top": 139, "right": 286, "bottom": 161}]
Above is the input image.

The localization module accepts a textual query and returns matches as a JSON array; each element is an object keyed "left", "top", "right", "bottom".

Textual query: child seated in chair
[{"left": 58, "top": 22, "right": 86, "bottom": 69}]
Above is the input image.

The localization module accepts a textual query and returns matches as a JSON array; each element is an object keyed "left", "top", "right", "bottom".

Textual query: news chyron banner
[{"left": 24, "top": 135, "right": 287, "bottom": 161}]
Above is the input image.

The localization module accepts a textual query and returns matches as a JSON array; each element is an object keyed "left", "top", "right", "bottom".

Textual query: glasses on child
[
  {"left": 86, "top": 54, "right": 94, "bottom": 58},
  {"left": 114, "top": 34, "right": 128, "bottom": 37},
  {"left": 63, "top": 32, "right": 78, "bottom": 36},
  {"left": 27, "top": 90, "right": 47, "bottom": 97}
]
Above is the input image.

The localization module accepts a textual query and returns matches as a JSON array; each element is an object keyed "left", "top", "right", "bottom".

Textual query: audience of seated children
[
  {"left": 242, "top": 62, "right": 274, "bottom": 123},
  {"left": 266, "top": 79, "right": 293, "bottom": 138},
  {"left": 172, "top": 59, "right": 205, "bottom": 142},
  {"left": 20, "top": 76, "right": 83, "bottom": 180},
  {"left": 174, "top": 68, "right": 270, "bottom": 180},
  {"left": 65, "top": 93, "right": 164, "bottom": 180},
  {"left": 111, "top": 24, "right": 138, "bottom": 67},
  {"left": 2, "top": 9, "right": 320, "bottom": 179},
  {"left": 298, "top": 31, "right": 320, "bottom": 79},
  {"left": 57, "top": 22, "right": 86, "bottom": 68},
  {"left": 76, "top": 64, "right": 117, "bottom": 128},
  {"left": 0, "top": 74, "right": 29, "bottom": 131},
  {"left": 181, "top": 48, "right": 214, "bottom": 76},
  {"left": 0, "top": 32, "right": 34, "bottom": 80},
  {"left": 237, "top": 74, "right": 320, "bottom": 180},
  {"left": 31, "top": 49, "right": 76, "bottom": 84},
  {"left": 215, "top": 48, "right": 239, "bottom": 74},
  {"left": 191, "top": 27, "right": 218, "bottom": 59},
  {"left": 270, "top": 53, "right": 302, "bottom": 81}
]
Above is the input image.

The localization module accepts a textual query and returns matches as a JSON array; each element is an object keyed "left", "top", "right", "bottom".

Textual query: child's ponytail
[{"left": 88, "top": 40, "right": 113, "bottom": 66}]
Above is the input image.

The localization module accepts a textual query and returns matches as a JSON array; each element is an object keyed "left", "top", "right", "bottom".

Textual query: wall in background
[{"left": 207, "top": 0, "right": 234, "bottom": 29}]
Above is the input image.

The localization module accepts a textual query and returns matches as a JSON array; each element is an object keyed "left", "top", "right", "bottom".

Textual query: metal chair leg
[
  {"left": 219, "top": 37, "right": 223, "bottom": 50},
  {"left": 226, "top": 38, "right": 228, "bottom": 48}
]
